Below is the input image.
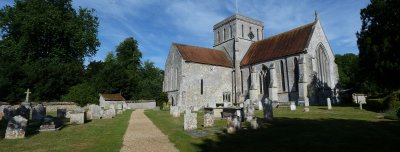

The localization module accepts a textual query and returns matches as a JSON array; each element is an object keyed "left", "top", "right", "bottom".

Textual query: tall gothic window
[
  {"left": 257, "top": 29, "right": 259, "bottom": 40},
  {"left": 280, "top": 60, "right": 286, "bottom": 91},
  {"left": 259, "top": 73, "right": 263, "bottom": 94},
  {"left": 316, "top": 45, "right": 330, "bottom": 86},
  {"left": 223, "top": 28, "right": 226, "bottom": 41},
  {"left": 294, "top": 58, "right": 299, "bottom": 91},
  {"left": 218, "top": 31, "right": 220, "bottom": 43},
  {"left": 201, "top": 79, "right": 204, "bottom": 95}
]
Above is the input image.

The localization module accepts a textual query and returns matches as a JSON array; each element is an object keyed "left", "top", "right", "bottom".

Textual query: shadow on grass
[{"left": 195, "top": 117, "right": 400, "bottom": 152}]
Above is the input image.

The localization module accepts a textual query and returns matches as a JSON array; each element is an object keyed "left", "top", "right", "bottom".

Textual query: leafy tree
[
  {"left": 335, "top": 53, "right": 359, "bottom": 90},
  {"left": 357, "top": 0, "right": 400, "bottom": 92},
  {"left": 62, "top": 82, "right": 98, "bottom": 106},
  {"left": 137, "top": 60, "right": 167, "bottom": 105},
  {"left": 0, "top": 0, "right": 99, "bottom": 102},
  {"left": 116, "top": 37, "right": 142, "bottom": 70}
]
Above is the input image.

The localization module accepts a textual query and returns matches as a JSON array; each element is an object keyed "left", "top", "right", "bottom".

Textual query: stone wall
[
  {"left": 38, "top": 102, "right": 79, "bottom": 112},
  {"left": 127, "top": 101, "right": 156, "bottom": 109}
]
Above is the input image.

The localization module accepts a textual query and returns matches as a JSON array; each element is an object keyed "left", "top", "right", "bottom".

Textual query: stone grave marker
[
  {"left": 227, "top": 116, "right": 241, "bottom": 134},
  {"left": 250, "top": 118, "right": 259, "bottom": 130},
  {"left": 184, "top": 111, "right": 197, "bottom": 130},
  {"left": 32, "top": 104, "right": 46, "bottom": 122},
  {"left": 69, "top": 112, "right": 85, "bottom": 124},
  {"left": 57, "top": 109, "right": 66, "bottom": 119},
  {"left": 203, "top": 108, "right": 214, "bottom": 127},
  {"left": 16, "top": 105, "right": 30, "bottom": 120},
  {"left": 263, "top": 98, "right": 273, "bottom": 121},
  {"left": 2, "top": 106, "right": 16, "bottom": 122},
  {"left": 116, "top": 104, "right": 123, "bottom": 115},
  {"left": 88, "top": 104, "right": 103, "bottom": 119},
  {"left": 170, "top": 106, "right": 180, "bottom": 117},
  {"left": 290, "top": 102, "right": 296, "bottom": 111},
  {"left": 39, "top": 116, "right": 63, "bottom": 131},
  {"left": 5, "top": 115, "right": 28, "bottom": 139},
  {"left": 327, "top": 98, "right": 332, "bottom": 110},
  {"left": 102, "top": 108, "right": 115, "bottom": 119}
]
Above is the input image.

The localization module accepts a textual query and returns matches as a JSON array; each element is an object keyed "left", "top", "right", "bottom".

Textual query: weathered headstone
[
  {"left": 245, "top": 101, "right": 255, "bottom": 122},
  {"left": 16, "top": 105, "right": 30, "bottom": 120},
  {"left": 69, "top": 112, "right": 85, "bottom": 124},
  {"left": 226, "top": 116, "right": 241, "bottom": 134},
  {"left": 203, "top": 108, "right": 214, "bottom": 127},
  {"left": 32, "top": 104, "right": 46, "bottom": 122},
  {"left": 327, "top": 98, "right": 332, "bottom": 110},
  {"left": 5, "top": 115, "right": 28, "bottom": 139},
  {"left": 184, "top": 112, "right": 197, "bottom": 130},
  {"left": 263, "top": 98, "right": 273, "bottom": 121},
  {"left": 256, "top": 101, "right": 263, "bottom": 110},
  {"left": 57, "top": 109, "right": 67, "bottom": 119},
  {"left": 102, "top": 108, "right": 116, "bottom": 119},
  {"left": 122, "top": 102, "right": 128, "bottom": 111},
  {"left": 170, "top": 106, "right": 180, "bottom": 117},
  {"left": 39, "top": 116, "right": 63, "bottom": 131},
  {"left": 213, "top": 108, "right": 223, "bottom": 118},
  {"left": 290, "top": 102, "right": 296, "bottom": 111},
  {"left": 3, "top": 106, "right": 16, "bottom": 121},
  {"left": 88, "top": 104, "right": 103, "bottom": 119}
]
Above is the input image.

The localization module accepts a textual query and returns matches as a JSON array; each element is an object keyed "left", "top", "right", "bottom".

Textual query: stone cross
[{"left": 24, "top": 89, "right": 31, "bottom": 102}]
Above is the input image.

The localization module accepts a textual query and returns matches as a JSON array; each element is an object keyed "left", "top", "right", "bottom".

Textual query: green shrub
[
  {"left": 365, "top": 98, "right": 385, "bottom": 112},
  {"left": 62, "top": 83, "right": 98, "bottom": 106}
]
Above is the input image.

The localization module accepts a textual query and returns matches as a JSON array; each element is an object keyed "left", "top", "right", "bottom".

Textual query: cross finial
[
  {"left": 314, "top": 10, "right": 319, "bottom": 21},
  {"left": 25, "top": 88, "right": 31, "bottom": 102}
]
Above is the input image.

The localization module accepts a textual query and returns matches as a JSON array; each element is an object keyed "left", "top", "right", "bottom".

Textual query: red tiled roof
[
  {"left": 100, "top": 93, "right": 125, "bottom": 101},
  {"left": 174, "top": 43, "right": 233, "bottom": 67},
  {"left": 241, "top": 21, "right": 315, "bottom": 66}
]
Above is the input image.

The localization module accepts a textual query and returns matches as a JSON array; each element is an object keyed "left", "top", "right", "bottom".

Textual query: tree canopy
[{"left": 357, "top": 0, "right": 400, "bottom": 92}]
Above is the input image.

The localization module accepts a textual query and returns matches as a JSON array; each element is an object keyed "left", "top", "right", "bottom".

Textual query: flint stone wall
[{"left": 126, "top": 101, "right": 156, "bottom": 109}]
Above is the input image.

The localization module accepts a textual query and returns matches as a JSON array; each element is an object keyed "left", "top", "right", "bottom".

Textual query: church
[{"left": 163, "top": 13, "right": 339, "bottom": 110}]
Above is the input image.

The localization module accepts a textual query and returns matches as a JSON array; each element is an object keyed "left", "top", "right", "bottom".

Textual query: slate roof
[
  {"left": 241, "top": 21, "right": 316, "bottom": 66},
  {"left": 100, "top": 93, "right": 125, "bottom": 101},
  {"left": 174, "top": 43, "right": 233, "bottom": 68}
]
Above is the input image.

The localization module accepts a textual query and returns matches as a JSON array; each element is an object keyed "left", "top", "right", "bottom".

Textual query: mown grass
[
  {"left": 0, "top": 110, "right": 132, "bottom": 152},
  {"left": 145, "top": 106, "right": 400, "bottom": 152}
]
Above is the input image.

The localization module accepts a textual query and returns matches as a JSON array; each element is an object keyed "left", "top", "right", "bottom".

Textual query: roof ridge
[{"left": 256, "top": 21, "right": 315, "bottom": 44}]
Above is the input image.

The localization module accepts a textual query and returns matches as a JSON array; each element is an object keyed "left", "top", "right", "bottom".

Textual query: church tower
[{"left": 213, "top": 14, "right": 264, "bottom": 103}]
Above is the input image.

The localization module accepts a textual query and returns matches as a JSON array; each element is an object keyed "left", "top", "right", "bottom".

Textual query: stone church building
[{"left": 163, "top": 13, "right": 339, "bottom": 110}]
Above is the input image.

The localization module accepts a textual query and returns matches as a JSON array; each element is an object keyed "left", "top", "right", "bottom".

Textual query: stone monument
[
  {"left": 263, "top": 98, "right": 273, "bottom": 121},
  {"left": 32, "top": 104, "right": 46, "bottom": 122},
  {"left": 327, "top": 98, "right": 332, "bottom": 110},
  {"left": 184, "top": 111, "right": 197, "bottom": 130},
  {"left": 203, "top": 109, "right": 214, "bottom": 127},
  {"left": 5, "top": 115, "right": 28, "bottom": 139}
]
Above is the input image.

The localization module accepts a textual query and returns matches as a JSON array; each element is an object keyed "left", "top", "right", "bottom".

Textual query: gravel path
[{"left": 120, "top": 109, "right": 179, "bottom": 152}]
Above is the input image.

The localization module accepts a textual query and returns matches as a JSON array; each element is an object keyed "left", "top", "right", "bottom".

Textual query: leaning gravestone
[
  {"left": 57, "top": 109, "right": 67, "bottom": 119},
  {"left": 16, "top": 105, "right": 30, "bottom": 120},
  {"left": 102, "top": 109, "right": 116, "bottom": 119},
  {"left": 32, "top": 104, "right": 46, "bottom": 122},
  {"left": 226, "top": 116, "right": 241, "bottom": 134},
  {"left": 5, "top": 115, "right": 28, "bottom": 139},
  {"left": 327, "top": 98, "right": 332, "bottom": 110},
  {"left": 263, "top": 98, "right": 273, "bottom": 121},
  {"left": 184, "top": 111, "right": 197, "bottom": 130},
  {"left": 70, "top": 112, "right": 85, "bottom": 124},
  {"left": 203, "top": 109, "right": 214, "bottom": 127}
]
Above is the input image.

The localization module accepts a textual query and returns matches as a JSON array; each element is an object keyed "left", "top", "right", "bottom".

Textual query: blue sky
[{"left": 1, "top": 0, "right": 370, "bottom": 69}]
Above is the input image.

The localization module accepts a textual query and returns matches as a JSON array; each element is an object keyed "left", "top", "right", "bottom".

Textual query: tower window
[
  {"left": 218, "top": 31, "right": 220, "bottom": 43},
  {"left": 241, "top": 24, "right": 244, "bottom": 37},
  {"left": 223, "top": 28, "right": 226, "bottom": 41},
  {"left": 257, "top": 29, "right": 259, "bottom": 40},
  {"left": 201, "top": 79, "right": 203, "bottom": 95}
]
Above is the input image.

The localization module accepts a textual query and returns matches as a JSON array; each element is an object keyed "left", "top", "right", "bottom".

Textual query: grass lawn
[
  {"left": 0, "top": 110, "right": 132, "bottom": 152},
  {"left": 145, "top": 106, "right": 400, "bottom": 152}
]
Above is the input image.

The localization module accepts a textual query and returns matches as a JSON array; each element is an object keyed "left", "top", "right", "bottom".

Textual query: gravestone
[
  {"left": 263, "top": 98, "right": 273, "bottom": 121},
  {"left": 66, "top": 111, "right": 72, "bottom": 118},
  {"left": 184, "top": 111, "right": 197, "bottom": 130},
  {"left": 102, "top": 108, "right": 116, "bottom": 119},
  {"left": 5, "top": 115, "right": 28, "bottom": 139},
  {"left": 245, "top": 101, "right": 255, "bottom": 122},
  {"left": 116, "top": 104, "right": 123, "bottom": 115},
  {"left": 16, "top": 105, "right": 30, "bottom": 120},
  {"left": 170, "top": 106, "right": 180, "bottom": 117},
  {"left": 290, "top": 102, "right": 296, "bottom": 111},
  {"left": 57, "top": 109, "right": 67, "bottom": 119},
  {"left": 213, "top": 108, "right": 223, "bottom": 118},
  {"left": 2, "top": 106, "right": 16, "bottom": 121},
  {"left": 303, "top": 107, "right": 310, "bottom": 112},
  {"left": 32, "top": 104, "right": 46, "bottom": 122},
  {"left": 327, "top": 98, "right": 332, "bottom": 110},
  {"left": 226, "top": 116, "right": 241, "bottom": 134},
  {"left": 250, "top": 118, "right": 259, "bottom": 130},
  {"left": 203, "top": 109, "right": 214, "bottom": 127},
  {"left": 88, "top": 104, "right": 103, "bottom": 119},
  {"left": 256, "top": 101, "right": 263, "bottom": 110},
  {"left": 70, "top": 112, "right": 85, "bottom": 124},
  {"left": 39, "top": 116, "right": 63, "bottom": 131}
]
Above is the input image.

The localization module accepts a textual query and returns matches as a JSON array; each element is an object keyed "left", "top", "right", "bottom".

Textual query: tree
[
  {"left": 335, "top": 53, "right": 359, "bottom": 90},
  {"left": 62, "top": 82, "right": 98, "bottom": 106},
  {"left": 0, "top": 0, "right": 99, "bottom": 102},
  {"left": 357, "top": 0, "right": 400, "bottom": 93},
  {"left": 116, "top": 37, "right": 142, "bottom": 70},
  {"left": 137, "top": 60, "right": 167, "bottom": 105}
]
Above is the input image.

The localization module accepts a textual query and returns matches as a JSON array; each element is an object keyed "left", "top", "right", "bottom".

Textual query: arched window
[
  {"left": 230, "top": 25, "right": 233, "bottom": 38},
  {"left": 280, "top": 60, "right": 286, "bottom": 91},
  {"left": 316, "top": 45, "right": 330, "bottom": 85},
  {"left": 223, "top": 28, "right": 226, "bottom": 41},
  {"left": 294, "top": 58, "right": 299, "bottom": 91},
  {"left": 241, "top": 71, "right": 243, "bottom": 93},
  {"left": 259, "top": 73, "right": 263, "bottom": 94}
]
